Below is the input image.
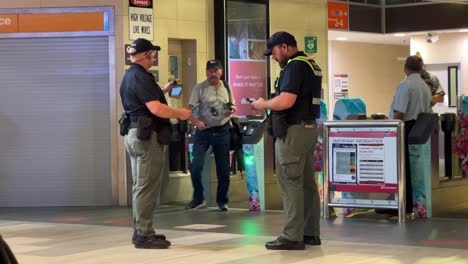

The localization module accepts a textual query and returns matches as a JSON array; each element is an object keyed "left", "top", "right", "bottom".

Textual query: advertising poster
[
  {"left": 328, "top": 128, "right": 398, "bottom": 193},
  {"left": 228, "top": 61, "right": 267, "bottom": 116},
  {"left": 129, "top": 0, "right": 154, "bottom": 40},
  {"left": 227, "top": 17, "right": 267, "bottom": 116}
]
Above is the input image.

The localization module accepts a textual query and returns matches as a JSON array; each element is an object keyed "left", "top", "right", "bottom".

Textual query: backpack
[{"left": 223, "top": 80, "right": 243, "bottom": 151}]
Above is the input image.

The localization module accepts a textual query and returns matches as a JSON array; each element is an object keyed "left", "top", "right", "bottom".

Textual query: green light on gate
[
  {"left": 240, "top": 219, "right": 260, "bottom": 236},
  {"left": 244, "top": 154, "right": 255, "bottom": 165}
]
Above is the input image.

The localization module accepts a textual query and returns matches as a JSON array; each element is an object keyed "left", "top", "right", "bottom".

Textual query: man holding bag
[
  {"left": 186, "top": 60, "right": 236, "bottom": 211},
  {"left": 120, "top": 38, "right": 192, "bottom": 249}
]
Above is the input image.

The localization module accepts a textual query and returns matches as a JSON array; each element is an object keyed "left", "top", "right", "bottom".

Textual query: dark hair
[{"left": 404, "top": 55, "right": 424, "bottom": 72}]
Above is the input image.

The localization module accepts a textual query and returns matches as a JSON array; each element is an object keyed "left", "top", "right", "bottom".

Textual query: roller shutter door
[{"left": 0, "top": 37, "right": 112, "bottom": 206}]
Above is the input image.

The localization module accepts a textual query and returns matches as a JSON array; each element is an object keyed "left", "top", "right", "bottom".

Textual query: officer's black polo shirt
[
  {"left": 120, "top": 63, "right": 168, "bottom": 123},
  {"left": 275, "top": 51, "right": 321, "bottom": 124}
]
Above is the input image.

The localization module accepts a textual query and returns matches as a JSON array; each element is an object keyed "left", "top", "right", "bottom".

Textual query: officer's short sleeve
[
  {"left": 279, "top": 62, "right": 305, "bottom": 95},
  {"left": 134, "top": 74, "right": 162, "bottom": 103}
]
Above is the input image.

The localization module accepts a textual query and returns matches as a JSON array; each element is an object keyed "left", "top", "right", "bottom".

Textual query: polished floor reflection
[{"left": 1, "top": 206, "right": 468, "bottom": 263}]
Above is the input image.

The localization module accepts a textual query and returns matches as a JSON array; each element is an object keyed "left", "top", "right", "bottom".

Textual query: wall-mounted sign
[
  {"left": 0, "top": 12, "right": 105, "bottom": 33},
  {"left": 129, "top": 0, "right": 154, "bottom": 40},
  {"left": 328, "top": 2, "right": 348, "bottom": 30},
  {"left": 0, "top": 15, "right": 18, "bottom": 33},
  {"left": 304, "top": 36, "right": 317, "bottom": 53},
  {"left": 333, "top": 74, "right": 348, "bottom": 99}
]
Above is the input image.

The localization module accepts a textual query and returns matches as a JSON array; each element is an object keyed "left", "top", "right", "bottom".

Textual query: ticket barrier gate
[
  {"left": 431, "top": 95, "right": 468, "bottom": 217},
  {"left": 238, "top": 115, "right": 267, "bottom": 211}
]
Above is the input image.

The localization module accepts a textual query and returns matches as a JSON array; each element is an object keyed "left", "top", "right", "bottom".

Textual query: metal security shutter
[{"left": 0, "top": 37, "right": 111, "bottom": 206}]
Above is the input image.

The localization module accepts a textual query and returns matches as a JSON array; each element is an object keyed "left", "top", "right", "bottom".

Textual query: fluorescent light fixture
[
  {"left": 336, "top": 37, "right": 348, "bottom": 41},
  {"left": 459, "top": 29, "right": 468, "bottom": 32},
  {"left": 394, "top": 33, "right": 405, "bottom": 37}
]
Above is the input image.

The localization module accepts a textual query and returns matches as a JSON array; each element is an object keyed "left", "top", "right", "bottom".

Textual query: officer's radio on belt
[
  {"left": 119, "top": 112, "right": 130, "bottom": 136},
  {"left": 267, "top": 111, "right": 288, "bottom": 139}
]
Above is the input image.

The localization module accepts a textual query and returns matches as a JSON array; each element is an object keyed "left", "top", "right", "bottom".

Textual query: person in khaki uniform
[
  {"left": 120, "top": 38, "right": 192, "bottom": 249},
  {"left": 251, "top": 31, "right": 322, "bottom": 250}
]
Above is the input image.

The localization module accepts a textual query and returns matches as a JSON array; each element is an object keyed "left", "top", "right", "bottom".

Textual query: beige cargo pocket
[{"left": 277, "top": 154, "right": 302, "bottom": 181}]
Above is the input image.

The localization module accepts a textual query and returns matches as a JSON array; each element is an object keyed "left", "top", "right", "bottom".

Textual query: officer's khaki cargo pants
[
  {"left": 275, "top": 124, "right": 320, "bottom": 241},
  {"left": 125, "top": 129, "right": 166, "bottom": 237}
]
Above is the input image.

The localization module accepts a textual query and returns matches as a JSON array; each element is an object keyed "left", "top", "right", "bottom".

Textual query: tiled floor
[{"left": 1, "top": 206, "right": 468, "bottom": 263}]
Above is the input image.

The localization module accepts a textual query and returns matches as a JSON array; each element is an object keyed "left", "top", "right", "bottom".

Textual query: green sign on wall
[{"left": 305, "top": 36, "right": 317, "bottom": 53}]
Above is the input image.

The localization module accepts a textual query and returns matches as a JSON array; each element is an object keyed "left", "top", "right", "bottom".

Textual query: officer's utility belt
[
  {"left": 119, "top": 114, "right": 171, "bottom": 145},
  {"left": 288, "top": 120, "right": 316, "bottom": 126},
  {"left": 268, "top": 111, "right": 317, "bottom": 139},
  {"left": 267, "top": 111, "right": 288, "bottom": 139}
]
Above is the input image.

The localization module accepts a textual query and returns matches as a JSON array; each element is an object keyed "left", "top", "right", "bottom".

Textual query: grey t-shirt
[
  {"left": 189, "top": 80, "right": 235, "bottom": 127},
  {"left": 389, "top": 73, "right": 431, "bottom": 121}
]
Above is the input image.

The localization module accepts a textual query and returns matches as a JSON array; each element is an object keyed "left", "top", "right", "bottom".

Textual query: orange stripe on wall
[
  {"left": 19, "top": 12, "right": 104, "bottom": 33},
  {"left": 0, "top": 14, "right": 19, "bottom": 33}
]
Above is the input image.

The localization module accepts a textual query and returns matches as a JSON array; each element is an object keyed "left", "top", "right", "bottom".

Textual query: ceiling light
[
  {"left": 336, "top": 37, "right": 348, "bottom": 41},
  {"left": 394, "top": 33, "right": 405, "bottom": 37}
]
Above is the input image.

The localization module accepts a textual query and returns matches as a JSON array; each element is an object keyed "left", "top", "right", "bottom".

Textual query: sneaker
[
  {"left": 184, "top": 200, "right": 207, "bottom": 210},
  {"left": 132, "top": 231, "right": 168, "bottom": 244},
  {"left": 218, "top": 204, "right": 228, "bottom": 211},
  {"left": 133, "top": 234, "right": 171, "bottom": 249},
  {"left": 303, "top": 235, "right": 321, "bottom": 245}
]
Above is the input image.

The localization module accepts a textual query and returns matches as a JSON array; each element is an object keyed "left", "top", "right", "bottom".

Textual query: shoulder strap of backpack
[{"left": 222, "top": 80, "right": 232, "bottom": 104}]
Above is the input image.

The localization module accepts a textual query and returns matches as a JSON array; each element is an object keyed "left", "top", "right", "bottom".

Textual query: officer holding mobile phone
[{"left": 120, "top": 38, "right": 192, "bottom": 249}]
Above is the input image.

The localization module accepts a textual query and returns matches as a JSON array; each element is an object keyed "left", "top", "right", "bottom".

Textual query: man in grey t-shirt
[
  {"left": 389, "top": 55, "right": 431, "bottom": 216},
  {"left": 185, "top": 59, "right": 236, "bottom": 211}
]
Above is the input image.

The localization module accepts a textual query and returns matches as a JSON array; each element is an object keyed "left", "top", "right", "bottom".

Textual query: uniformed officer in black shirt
[
  {"left": 120, "top": 38, "right": 192, "bottom": 249},
  {"left": 251, "top": 31, "right": 322, "bottom": 250}
]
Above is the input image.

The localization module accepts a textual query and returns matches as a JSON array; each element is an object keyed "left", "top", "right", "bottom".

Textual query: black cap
[
  {"left": 264, "top": 31, "right": 297, "bottom": 56},
  {"left": 206, "top": 59, "right": 223, "bottom": 70},
  {"left": 127, "top": 38, "right": 161, "bottom": 55}
]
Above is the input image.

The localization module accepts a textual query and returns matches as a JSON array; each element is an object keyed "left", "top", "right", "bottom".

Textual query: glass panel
[
  {"left": 226, "top": 0, "right": 268, "bottom": 116},
  {"left": 385, "top": 0, "right": 431, "bottom": 5},
  {"left": 448, "top": 66, "right": 458, "bottom": 107},
  {"left": 350, "top": 0, "right": 380, "bottom": 4}
]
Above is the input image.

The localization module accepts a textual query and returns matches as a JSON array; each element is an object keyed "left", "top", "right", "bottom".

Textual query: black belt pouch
[
  {"left": 136, "top": 116, "right": 153, "bottom": 140},
  {"left": 156, "top": 123, "right": 172, "bottom": 145},
  {"left": 267, "top": 111, "right": 288, "bottom": 139},
  {"left": 119, "top": 112, "right": 130, "bottom": 136}
]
